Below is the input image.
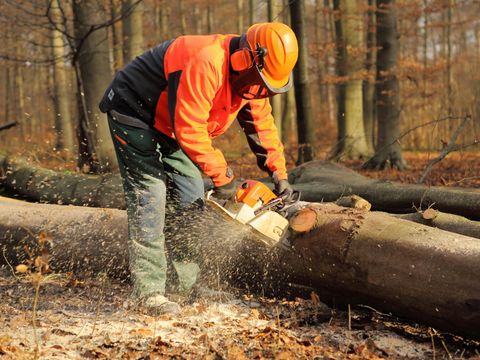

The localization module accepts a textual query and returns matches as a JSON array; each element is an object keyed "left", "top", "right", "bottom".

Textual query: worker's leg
[
  {"left": 107, "top": 114, "right": 169, "bottom": 299},
  {"left": 162, "top": 148, "right": 205, "bottom": 292}
]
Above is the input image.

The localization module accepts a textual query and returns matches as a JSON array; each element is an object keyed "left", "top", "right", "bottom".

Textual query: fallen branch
[
  {"left": 0, "top": 121, "right": 18, "bottom": 132},
  {"left": 417, "top": 115, "right": 473, "bottom": 183}
]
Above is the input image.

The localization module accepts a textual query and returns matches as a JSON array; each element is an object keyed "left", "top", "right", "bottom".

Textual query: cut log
[
  {"left": 0, "top": 197, "right": 129, "bottom": 277},
  {"left": 281, "top": 203, "right": 480, "bottom": 339},
  {"left": 2, "top": 156, "right": 480, "bottom": 219},
  {"left": 393, "top": 210, "right": 480, "bottom": 240},
  {"left": 0, "top": 197, "right": 479, "bottom": 339}
]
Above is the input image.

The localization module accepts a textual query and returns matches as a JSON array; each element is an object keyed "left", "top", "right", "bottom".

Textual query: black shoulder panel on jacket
[
  {"left": 237, "top": 103, "right": 271, "bottom": 175},
  {"left": 101, "top": 39, "right": 174, "bottom": 125}
]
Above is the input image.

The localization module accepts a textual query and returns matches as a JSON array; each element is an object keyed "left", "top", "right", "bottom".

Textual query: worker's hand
[
  {"left": 274, "top": 179, "right": 294, "bottom": 203},
  {"left": 212, "top": 180, "right": 237, "bottom": 200}
]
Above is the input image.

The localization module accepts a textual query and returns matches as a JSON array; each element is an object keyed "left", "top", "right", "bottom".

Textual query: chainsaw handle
[{"left": 287, "top": 190, "right": 301, "bottom": 204}]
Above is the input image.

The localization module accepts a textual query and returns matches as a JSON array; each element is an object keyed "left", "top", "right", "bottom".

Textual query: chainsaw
[{"left": 206, "top": 180, "right": 300, "bottom": 247}]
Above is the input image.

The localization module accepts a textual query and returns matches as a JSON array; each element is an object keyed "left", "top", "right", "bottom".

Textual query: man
[{"left": 99, "top": 22, "right": 298, "bottom": 314}]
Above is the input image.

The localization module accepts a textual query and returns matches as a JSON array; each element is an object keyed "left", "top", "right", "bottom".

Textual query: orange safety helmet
[{"left": 230, "top": 22, "right": 298, "bottom": 99}]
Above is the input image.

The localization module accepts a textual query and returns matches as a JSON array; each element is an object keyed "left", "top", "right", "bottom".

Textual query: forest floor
[
  {"left": 1, "top": 150, "right": 479, "bottom": 359},
  {"left": 1, "top": 270, "right": 479, "bottom": 360}
]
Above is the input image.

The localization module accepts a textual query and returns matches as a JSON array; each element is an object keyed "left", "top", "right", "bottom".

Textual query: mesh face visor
[
  {"left": 231, "top": 67, "right": 292, "bottom": 100},
  {"left": 230, "top": 44, "right": 293, "bottom": 100}
]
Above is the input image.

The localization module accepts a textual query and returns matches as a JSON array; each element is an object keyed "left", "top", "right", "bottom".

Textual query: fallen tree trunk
[
  {"left": 0, "top": 155, "right": 124, "bottom": 208},
  {"left": 288, "top": 161, "right": 480, "bottom": 219},
  {"left": 393, "top": 209, "right": 480, "bottom": 240},
  {"left": 0, "top": 198, "right": 479, "bottom": 339},
  {"left": 2, "top": 155, "right": 480, "bottom": 219}
]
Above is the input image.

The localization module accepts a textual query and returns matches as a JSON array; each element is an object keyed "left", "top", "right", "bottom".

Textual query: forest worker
[{"left": 99, "top": 22, "right": 298, "bottom": 314}]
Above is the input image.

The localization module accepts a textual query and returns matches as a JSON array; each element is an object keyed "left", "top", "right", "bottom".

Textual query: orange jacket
[{"left": 154, "top": 34, "right": 287, "bottom": 186}]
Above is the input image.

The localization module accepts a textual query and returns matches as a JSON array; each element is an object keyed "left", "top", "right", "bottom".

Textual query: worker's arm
[
  {"left": 167, "top": 57, "right": 232, "bottom": 187},
  {"left": 237, "top": 98, "right": 288, "bottom": 181}
]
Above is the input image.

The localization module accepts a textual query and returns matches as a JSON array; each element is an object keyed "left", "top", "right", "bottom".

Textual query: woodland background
[{"left": 0, "top": 0, "right": 479, "bottom": 183}]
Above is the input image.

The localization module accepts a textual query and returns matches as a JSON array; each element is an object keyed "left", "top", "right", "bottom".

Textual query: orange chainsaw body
[{"left": 235, "top": 180, "right": 277, "bottom": 208}]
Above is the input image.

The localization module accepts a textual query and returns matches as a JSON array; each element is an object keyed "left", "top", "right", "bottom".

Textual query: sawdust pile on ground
[{"left": 1, "top": 271, "right": 478, "bottom": 359}]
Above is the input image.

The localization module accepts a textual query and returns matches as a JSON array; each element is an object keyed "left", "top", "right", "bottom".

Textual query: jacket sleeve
[
  {"left": 167, "top": 57, "right": 231, "bottom": 187},
  {"left": 237, "top": 98, "right": 288, "bottom": 181}
]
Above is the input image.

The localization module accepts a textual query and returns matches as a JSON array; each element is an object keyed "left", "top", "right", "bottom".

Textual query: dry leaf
[
  {"left": 129, "top": 328, "right": 153, "bottom": 336},
  {"left": 227, "top": 344, "right": 248, "bottom": 360},
  {"left": 15, "top": 264, "right": 28, "bottom": 273}
]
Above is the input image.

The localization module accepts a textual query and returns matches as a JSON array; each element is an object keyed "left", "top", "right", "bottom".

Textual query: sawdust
[{"left": 1, "top": 271, "right": 478, "bottom": 359}]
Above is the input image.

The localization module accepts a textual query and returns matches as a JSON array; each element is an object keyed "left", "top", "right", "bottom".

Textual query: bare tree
[
  {"left": 110, "top": 0, "right": 124, "bottom": 71},
  {"left": 50, "top": 0, "right": 75, "bottom": 158},
  {"left": 363, "top": 0, "right": 376, "bottom": 153},
  {"left": 290, "top": 0, "right": 315, "bottom": 164},
  {"left": 333, "top": 0, "right": 371, "bottom": 160},
  {"left": 237, "top": 0, "right": 244, "bottom": 33},
  {"left": 73, "top": 0, "right": 117, "bottom": 171},
  {"left": 364, "top": 0, "right": 406, "bottom": 170},
  {"left": 122, "top": 0, "right": 144, "bottom": 63}
]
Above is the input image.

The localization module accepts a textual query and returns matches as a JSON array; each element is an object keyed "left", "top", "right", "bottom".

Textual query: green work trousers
[{"left": 107, "top": 112, "right": 205, "bottom": 299}]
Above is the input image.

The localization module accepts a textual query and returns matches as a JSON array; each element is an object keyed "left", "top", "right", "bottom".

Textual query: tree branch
[
  {"left": 0, "top": 121, "right": 18, "bottom": 132},
  {"left": 417, "top": 115, "right": 475, "bottom": 184}
]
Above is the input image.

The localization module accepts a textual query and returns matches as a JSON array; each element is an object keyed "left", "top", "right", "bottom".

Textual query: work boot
[{"left": 141, "top": 294, "right": 181, "bottom": 315}]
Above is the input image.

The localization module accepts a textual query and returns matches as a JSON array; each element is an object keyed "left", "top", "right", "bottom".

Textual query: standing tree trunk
[
  {"left": 160, "top": 2, "right": 170, "bottom": 40},
  {"left": 364, "top": 0, "right": 406, "bottom": 170},
  {"left": 446, "top": 0, "right": 453, "bottom": 119},
  {"left": 193, "top": 4, "right": 202, "bottom": 34},
  {"left": 249, "top": 0, "right": 255, "bottom": 25},
  {"left": 237, "top": 0, "right": 244, "bottom": 33},
  {"left": 363, "top": 0, "right": 376, "bottom": 153},
  {"left": 290, "top": 0, "right": 315, "bottom": 164},
  {"left": 208, "top": 2, "right": 215, "bottom": 33},
  {"left": 178, "top": 0, "right": 187, "bottom": 35},
  {"left": 110, "top": 0, "right": 124, "bottom": 71},
  {"left": 333, "top": 0, "right": 371, "bottom": 160},
  {"left": 14, "top": 40, "right": 25, "bottom": 141},
  {"left": 268, "top": 0, "right": 283, "bottom": 140},
  {"left": 280, "top": 0, "right": 296, "bottom": 145},
  {"left": 73, "top": 0, "right": 117, "bottom": 172},
  {"left": 50, "top": 0, "right": 75, "bottom": 158},
  {"left": 122, "top": 0, "right": 144, "bottom": 63}
]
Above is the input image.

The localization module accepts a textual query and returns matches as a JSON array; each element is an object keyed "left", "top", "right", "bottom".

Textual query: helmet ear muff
[{"left": 231, "top": 49, "right": 253, "bottom": 72}]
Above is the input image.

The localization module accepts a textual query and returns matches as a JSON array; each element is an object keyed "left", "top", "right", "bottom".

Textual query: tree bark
[
  {"left": 290, "top": 0, "right": 315, "bottom": 164},
  {"left": 1, "top": 199, "right": 478, "bottom": 339},
  {"left": 73, "top": 0, "right": 117, "bottom": 172},
  {"left": 178, "top": 0, "right": 187, "bottom": 35},
  {"left": 122, "top": 0, "right": 144, "bottom": 63},
  {"left": 50, "top": 0, "right": 75, "bottom": 158},
  {"left": 237, "top": 0, "right": 244, "bottom": 34},
  {"left": 363, "top": 0, "right": 406, "bottom": 170},
  {"left": 333, "top": 0, "right": 371, "bottom": 160},
  {"left": 363, "top": 0, "right": 376, "bottom": 153},
  {"left": 249, "top": 0, "right": 255, "bottom": 25},
  {"left": 110, "top": 0, "right": 124, "bottom": 71}
]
